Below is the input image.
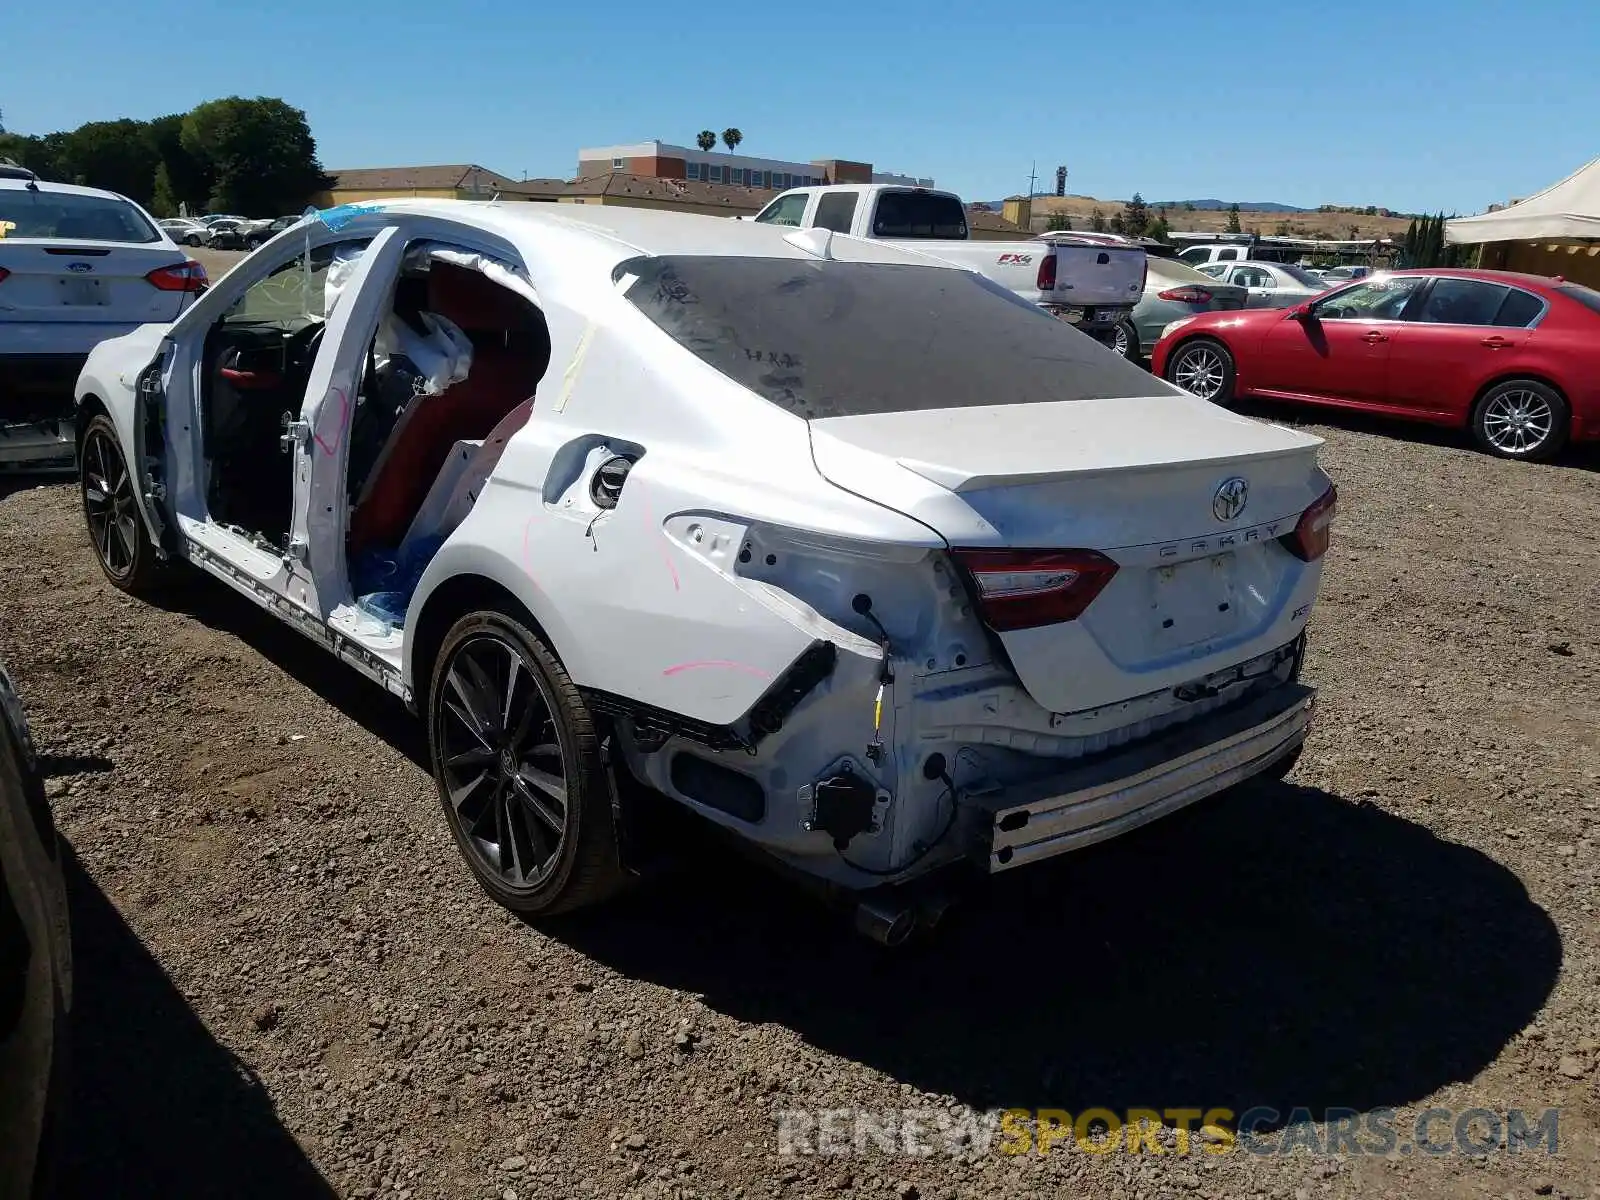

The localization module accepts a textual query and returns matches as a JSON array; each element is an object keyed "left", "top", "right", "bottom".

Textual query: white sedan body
[
  {"left": 74, "top": 199, "right": 1333, "bottom": 915},
  {"left": 1, "top": 178, "right": 202, "bottom": 466}
]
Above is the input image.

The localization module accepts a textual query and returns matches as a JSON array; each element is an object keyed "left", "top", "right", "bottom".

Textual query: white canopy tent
[{"left": 1446, "top": 157, "right": 1600, "bottom": 244}]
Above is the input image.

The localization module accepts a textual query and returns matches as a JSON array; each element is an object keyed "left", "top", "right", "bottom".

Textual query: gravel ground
[{"left": 3, "top": 408, "right": 1599, "bottom": 1200}]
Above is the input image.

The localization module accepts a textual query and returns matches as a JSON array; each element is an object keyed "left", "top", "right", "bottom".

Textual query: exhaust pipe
[{"left": 854, "top": 898, "right": 917, "bottom": 947}]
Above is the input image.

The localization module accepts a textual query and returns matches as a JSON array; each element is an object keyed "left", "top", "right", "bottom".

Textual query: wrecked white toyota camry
[{"left": 73, "top": 200, "right": 1334, "bottom": 941}]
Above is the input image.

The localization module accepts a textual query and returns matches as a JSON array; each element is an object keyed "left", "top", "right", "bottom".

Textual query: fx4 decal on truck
[{"left": 997, "top": 253, "right": 1034, "bottom": 265}]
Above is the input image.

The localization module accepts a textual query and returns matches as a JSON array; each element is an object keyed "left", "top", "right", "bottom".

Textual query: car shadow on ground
[
  {"left": 554, "top": 782, "right": 1562, "bottom": 1127},
  {"left": 57, "top": 844, "right": 336, "bottom": 1198},
  {"left": 0, "top": 467, "right": 75, "bottom": 505},
  {"left": 137, "top": 562, "right": 1563, "bottom": 1128},
  {"left": 1232, "top": 397, "right": 1600, "bottom": 472}
]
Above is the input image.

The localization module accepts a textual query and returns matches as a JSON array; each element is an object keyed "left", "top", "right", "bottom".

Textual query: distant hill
[
  {"left": 1151, "top": 199, "right": 1311, "bottom": 213},
  {"left": 977, "top": 194, "right": 1315, "bottom": 213},
  {"left": 987, "top": 193, "right": 1414, "bottom": 241}
]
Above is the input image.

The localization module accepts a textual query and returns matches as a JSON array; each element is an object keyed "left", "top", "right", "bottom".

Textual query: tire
[
  {"left": 185, "top": 234, "right": 202, "bottom": 247},
  {"left": 79, "top": 414, "right": 167, "bottom": 595},
  {"left": 1164, "top": 337, "right": 1236, "bottom": 405},
  {"left": 1470, "top": 379, "right": 1569, "bottom": 462},
  {"left": 1111, "top": 318, "right": 1140, "bottom": 361},
  {"left": 245, "top": 236, "right": 262, "bottom": 250},
  {"left": 427, "top": 609, "right": 624, "bottom": 917}
]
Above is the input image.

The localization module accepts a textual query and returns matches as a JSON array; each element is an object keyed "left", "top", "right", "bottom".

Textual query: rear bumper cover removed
[{"left": 985, "top": 682, "right": 1315, "bottom": 872}]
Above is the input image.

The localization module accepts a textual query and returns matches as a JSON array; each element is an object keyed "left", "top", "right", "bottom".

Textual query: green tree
[
  {"left": 1402, "top": 217, "right": 1419, "bottom": 266},
  {"left": 1183, "top": 200, "right": 1195, "bottom": 213},
  {"left": 56, "top": 119, "right": 159, "bottom": 204},
  {"left": 1109, "top": 212, "right": 1127, "bottom": 235},
  {"left": 1147, "top": 215, "right": 1170, "bottom": 243},
  {"left": 1274, "top": 219, "right": 1292, "bottom": 236},
  {"left": 1225, "top": 203, "right": 1242, "bottom": 234},
  {"left": 146, "top": 111, "right": 211, "bottom": 215},
  {"left": 1121, "top": 191, "right": 1149, "bottom": 238},
  {"left": 696, "top": 130, "right": 717, "bottom": 152},
  {"left": 721, "top": 127, "right": 743, "bottom": 153},
  {"left": 1089, "top": 206, "right": 1107, "bottom": 233},
  {"left": 1045, "top": 212, "right": 1073, "bottom": 231},
  {"left": 182, "top": 97, "right": 326, "bottom": 214},
  {"left": 0, "top": 131, "right": 66, "bottom": 181}
]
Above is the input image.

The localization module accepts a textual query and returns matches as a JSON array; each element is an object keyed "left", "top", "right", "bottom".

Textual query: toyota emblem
[{"left": 1212, "top": 476, "right": 1249, "bottom": 522}]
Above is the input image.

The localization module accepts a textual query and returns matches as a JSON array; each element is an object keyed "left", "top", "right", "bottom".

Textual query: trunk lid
[
  {"left": 1045, "top": 243, "right": 1147, "bottom": 307},
  {"left": 810, "top": 394, "right": 1327, "bottom": 712},
  {"left": 0, "top": 240, "right": 190, "bottom": 326}
]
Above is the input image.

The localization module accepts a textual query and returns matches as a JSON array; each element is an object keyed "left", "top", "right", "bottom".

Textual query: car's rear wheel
[
  {"left": 79, "top": 415, "right": 166, "bottom": 595},
  {"left": 427, "top": 610, "right": 624, "bottom": 917},
  {"left": 1470, "top": 379, "right": 1569, "bottom": 462},
  {"left": 1111, "top": 319, "right": 1140, "bottom": 360},
  {"left": 1165, "top": 338, "right": 1236, "bottom": 404}
]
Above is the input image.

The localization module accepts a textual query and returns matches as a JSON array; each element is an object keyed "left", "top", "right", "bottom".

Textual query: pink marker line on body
[
  {"left": 661, "top": 660, "right": 771, "bottom": 679},
  {"left": 313, "top": 387, "right": 350, "bottom": 457}
]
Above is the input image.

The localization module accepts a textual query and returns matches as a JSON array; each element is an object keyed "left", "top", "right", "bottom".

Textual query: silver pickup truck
[{"left": 745, "top": 184, "right": 1146, "bottom": 346}]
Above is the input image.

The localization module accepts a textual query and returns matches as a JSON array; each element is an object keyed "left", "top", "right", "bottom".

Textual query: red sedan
[{"left": 1150, "top": 268, "right": 1600, "bottom": 461}]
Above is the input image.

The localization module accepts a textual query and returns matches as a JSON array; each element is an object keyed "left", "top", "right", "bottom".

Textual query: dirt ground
[{"left": 2, "top": 406, "right": 1599, "bottom": 1200}]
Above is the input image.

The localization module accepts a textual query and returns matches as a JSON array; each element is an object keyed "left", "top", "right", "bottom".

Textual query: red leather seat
[{"left": 347, "top": 262, "right": 549, "bottom": 556}]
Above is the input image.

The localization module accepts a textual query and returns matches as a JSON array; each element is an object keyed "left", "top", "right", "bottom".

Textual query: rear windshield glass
[
  {"left": 870, "top": 192, "right": 968, "bottom": 239},
  {"left": 0, "top": 189, "right": 159, "bottom": 243},
  {"left": 1557, "top": 283, "right": 1600, "bottom": 315},
  {"left": 1277, "top": 263, "right": 1330, "bottom": 288},
  {"left": 620, "top": 255, "right": 1169, "bottom": 419}
]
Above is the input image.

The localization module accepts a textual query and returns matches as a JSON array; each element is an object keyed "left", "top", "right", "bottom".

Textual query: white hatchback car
[
  {"left": 2, "top": 175, "right": 206, "bottom": 467},
  {"left": 74, "top": 200, "right": 1334, "bottom": 941}
]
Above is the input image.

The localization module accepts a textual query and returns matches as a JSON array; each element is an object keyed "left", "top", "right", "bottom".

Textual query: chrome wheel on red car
[
  {"left": 1166, "top": 338, "right": 1235, "bottom": 404},
  {"left": 1472, "top": 380, "right": 1568, "bottom": 461}
]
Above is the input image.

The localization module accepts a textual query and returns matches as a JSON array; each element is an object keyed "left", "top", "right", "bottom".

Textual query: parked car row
[{"left": 158, "top": 213, "right": 303, "bottom": 250}]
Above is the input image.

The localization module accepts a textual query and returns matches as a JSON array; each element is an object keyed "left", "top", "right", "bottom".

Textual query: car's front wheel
[
  {"left": 1165, "top": 337, "right": 1236, "bottom": 404},
  {"left": 79, "top": 414, "right": 166, "bottom": 595},
  {"left": 427, "top": 609, "right": 625, "bottom": 917},
  {"left": 185, "top": 234, "right": 202, "bottom": 247},
  {"left": 1111, "top": 319, "right": 1140, "bottom": 361},
  {"left": 1470, "top": 379, "right": 1569, "bottom": 462}
]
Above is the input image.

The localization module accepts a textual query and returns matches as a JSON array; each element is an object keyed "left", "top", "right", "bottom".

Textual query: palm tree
[
  {"left": 696, "top": 130, "right": 716, "bottom": 153},
  {"left": 721, "top": 128, "right": 743, "bottom": 154}
]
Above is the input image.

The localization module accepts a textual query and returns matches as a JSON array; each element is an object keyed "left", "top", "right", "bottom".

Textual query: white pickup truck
[{"left": 746, "top": 184, "right": 1146, "bottom": 345}]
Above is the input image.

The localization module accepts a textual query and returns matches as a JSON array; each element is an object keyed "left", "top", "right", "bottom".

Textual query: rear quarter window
[{"left": 620, "top": 254, "right": 1169, "bottom": 419}]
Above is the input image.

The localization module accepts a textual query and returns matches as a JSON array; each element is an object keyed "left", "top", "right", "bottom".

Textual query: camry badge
[{"left": 1212, "top": 476, "right": 1249, "bottom": 522}]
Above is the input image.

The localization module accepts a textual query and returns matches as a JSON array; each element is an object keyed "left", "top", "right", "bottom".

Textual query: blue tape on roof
[{"left": 315, "top": 202, "right": 382, "bottom": 231}]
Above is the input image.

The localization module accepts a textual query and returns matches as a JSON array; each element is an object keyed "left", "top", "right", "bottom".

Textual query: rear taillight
[
  {"left": 1036, "top": 253, "right": 1057, "bottom": 292},
  {"left": 954, "top": 548, "right": 1118, "bottom": 632},
  {"left": 1158, "top": 285, "right": 1212, "bottom": 304},
  {"left": 0, "top": 267, "right": 9, "bottom": 284},
  {"left": 1281, "top": 485, "right": 1337, "bottom": 562},
  {"left": 146, "top": 260, "right": 208, "bottom": 292}
]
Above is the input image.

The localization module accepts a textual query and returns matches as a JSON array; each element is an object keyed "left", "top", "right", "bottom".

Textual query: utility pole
[{"left": 1026, "top": 161, "right": 1038, "bottom": 199}]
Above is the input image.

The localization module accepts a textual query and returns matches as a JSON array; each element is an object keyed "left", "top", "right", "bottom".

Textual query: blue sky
[{"left": 4, "top": 0, "right": 1596, "bottom": 214}]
